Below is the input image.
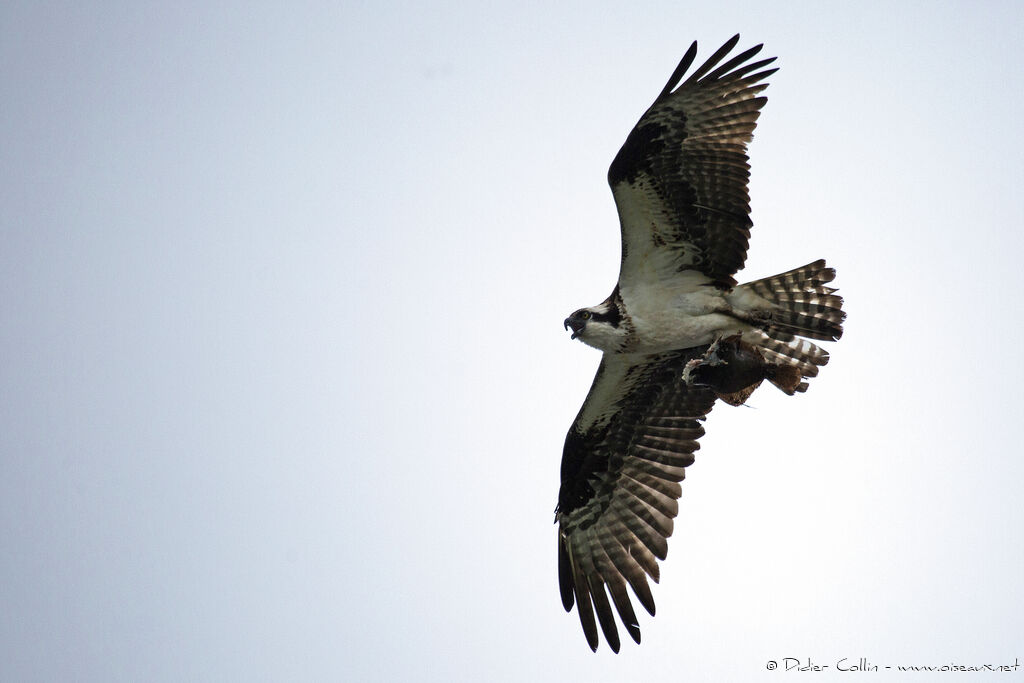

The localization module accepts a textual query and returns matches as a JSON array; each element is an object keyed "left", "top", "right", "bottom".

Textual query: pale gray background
[{"left": 2, "top": 1, "right": 1022, "bottom": 681}]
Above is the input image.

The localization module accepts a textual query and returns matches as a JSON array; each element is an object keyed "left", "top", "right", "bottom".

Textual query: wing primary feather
[
  {"left": 656, "top": 40, "right": 698, "bottom": 100},
  {"left": 558, "top": 536, "right": 575, "bottom": 611},
  {"left": 573, "top": 529, "right": 621, "bottom": 652},
  {"left": 598, "top": 532, "right": 655, "bottom": 622},
  {"left": 569, "top": 545, "right": 600, "bottom": 651},
  {"left": 682, "top": 34, "right": 741, "bottom": 86},
  {"left": 702, "top": 43, "right": 764, "bottom": 82},
  {"left": 738, "top": 68, "right": 780, "bottom": 89},
  {"left": 584, "top": 566, "right": 621, "bottom": 652},
  {"left": 626, "top": 571, "right": 657, "bottom": 616},
  {"left": 593, "top": 535, "right": 641, "bottom": 645},
  {"left": 728, "top": 56, "right": 778, "bottom": 81}
]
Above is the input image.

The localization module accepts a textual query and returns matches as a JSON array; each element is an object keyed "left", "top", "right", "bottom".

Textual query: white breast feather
[{"left": 620, "top": 271, "right": 751, "bottom": 353}]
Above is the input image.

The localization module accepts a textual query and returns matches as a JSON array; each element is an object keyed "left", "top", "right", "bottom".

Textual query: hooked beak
[{"left": 564, "top": 317, "right": 584, "bottom": 340}]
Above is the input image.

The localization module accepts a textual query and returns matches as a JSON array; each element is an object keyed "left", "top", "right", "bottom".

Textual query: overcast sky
[{"left": 2, "top": 1, "right": 1023, "bottom": 681}]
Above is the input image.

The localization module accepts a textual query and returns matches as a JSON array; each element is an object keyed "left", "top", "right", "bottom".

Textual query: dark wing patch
[
  {"left": 555, "top": 348, "right": 719, "bottom": 652},
  {"left": 608, "top": 117, "right": 681, "bottom": 187},
  {"left": 609, "top": 35, "right": 777, "bottom": 287}
]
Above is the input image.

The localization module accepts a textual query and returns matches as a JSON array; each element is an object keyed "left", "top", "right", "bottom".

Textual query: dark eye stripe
[{"left": 591, "top": 307, "right": 621, "bottom": 328}]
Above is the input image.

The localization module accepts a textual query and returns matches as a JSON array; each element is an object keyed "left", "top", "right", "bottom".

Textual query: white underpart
[
  {"left": 617, "top": 270, "right": 767, "bottom": 354},
  {"left": 603, "top": 190, "right": 773, "bottom": 353}
]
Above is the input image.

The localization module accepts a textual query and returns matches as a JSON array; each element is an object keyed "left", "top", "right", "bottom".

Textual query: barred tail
[{"left": 740, "top": 259, "right": 845, "bottom": 394}]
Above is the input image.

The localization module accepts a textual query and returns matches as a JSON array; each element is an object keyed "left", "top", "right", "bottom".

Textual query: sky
[{"left": 2, "top": 1, "right": 1023, "bottom": 681}]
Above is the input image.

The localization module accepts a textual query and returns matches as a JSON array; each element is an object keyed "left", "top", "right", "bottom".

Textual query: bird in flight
[{"left": 557, "top": 35, "right": 845, "bottom": 652}]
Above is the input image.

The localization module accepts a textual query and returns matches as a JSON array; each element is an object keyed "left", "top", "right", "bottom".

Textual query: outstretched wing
[
  {"left": 609, "top": 35, "right": 777, "bottom": 289},
  {"left": 556, "top": 348, "right": 719, "bottom": 652}
]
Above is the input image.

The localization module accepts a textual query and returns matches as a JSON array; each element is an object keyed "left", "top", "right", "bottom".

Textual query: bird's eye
[{"left": 580, "top": 311, "right": 592, "bottom": 320}]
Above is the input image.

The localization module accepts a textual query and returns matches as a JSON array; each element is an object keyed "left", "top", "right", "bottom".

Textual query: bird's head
[
  {"left": 564, "top": 300, "right": 626, "bottom": 351},
  {"left": 563, "top": 309, "right": 593, "bottom": 340}
]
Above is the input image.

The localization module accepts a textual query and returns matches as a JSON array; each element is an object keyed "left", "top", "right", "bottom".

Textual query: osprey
[{"left": 557, "top": 36, "right": 845, "bottom": 652}]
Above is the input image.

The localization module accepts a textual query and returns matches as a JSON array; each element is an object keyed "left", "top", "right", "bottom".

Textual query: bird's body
[
  {"left": 556, "top": 35, "right": 845, "bottom": 653},
  {"left": 579, "top": 274, "right": 778, "bottom": 355}
]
